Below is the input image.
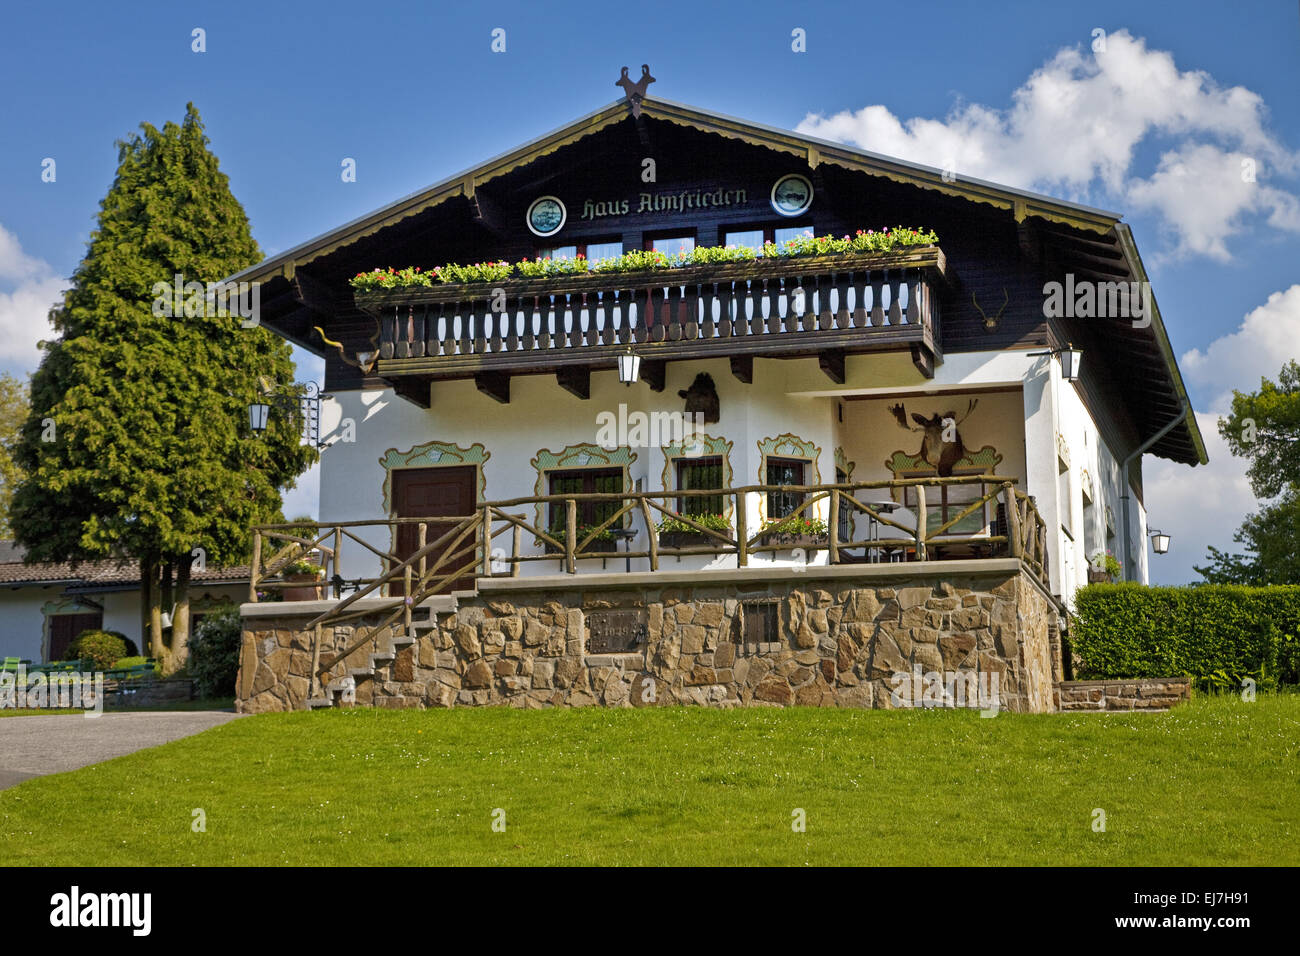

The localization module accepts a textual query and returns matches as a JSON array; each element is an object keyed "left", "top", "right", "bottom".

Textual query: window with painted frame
[
  {"left": 766, "top": 457, "right": 808, "bottom": 519},
  {"left": 674, "top": 456, "right": 724, "bottom": 518}
]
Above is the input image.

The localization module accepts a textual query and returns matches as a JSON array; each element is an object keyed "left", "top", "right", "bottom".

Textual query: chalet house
[{"left": 232, "top": 86, "right": 1205, "bottom": 714}]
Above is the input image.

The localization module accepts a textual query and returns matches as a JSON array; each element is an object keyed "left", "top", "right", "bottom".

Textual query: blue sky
[{"left": 1, "top": 0, "right": 1297, "bottom": 584}]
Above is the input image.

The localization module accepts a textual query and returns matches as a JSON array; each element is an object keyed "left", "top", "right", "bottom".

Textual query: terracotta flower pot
[{"left": 284, "top": 572, "right": 325, "bottom": 601}]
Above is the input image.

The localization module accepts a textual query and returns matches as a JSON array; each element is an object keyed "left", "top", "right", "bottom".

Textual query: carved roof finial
[{"left": 615, "top": 64, "right": 655, "bottom": 118}]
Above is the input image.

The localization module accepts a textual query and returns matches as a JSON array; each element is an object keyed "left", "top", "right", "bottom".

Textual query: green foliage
[
  {"left": 516, "top": 255, "right": 591, "bottom": 278},
  {"left": 0, "top": 373, "right": 28, "bottom": 537},
  {"left": 436, "top": 260, "right": 514, "bottom": 283},
  {"left": 110, "top": 657, "right": 162, "bottom": 679},
  {"left": 350, "top": 266, "right": 434, "bottom": 291},
  {"left": 282, "top": 559, "right": 324, "bottom": 577},
  {"left": 1089, "top": 549, "right": 1122, "bottom": 580},
  {"left": 1072, "top": 583, "right": 1300, "bottom": 689},
  {"left": 760, "top": 515, "right": 829, "bottom": 537},
  {"left": 348, "top": 226, "right": 941, "bottom": 289},
  {"left": 66, "top": 630, "right": 131, "bottom": 670},
  {"left": 1195, "top": 488, "right": 1300, "bottom": 585},
  {"left": 1198, "top": 362, "right": 1300, "bottom": 585},
  {"left": 186, "top": 606, "right": 241, "bottom": 698},
  {"left": 657, "top": 513, "right": 731, "bottom": 534},
  {"left": 9, "top": 103, "right": 315, "bottom": 574}
]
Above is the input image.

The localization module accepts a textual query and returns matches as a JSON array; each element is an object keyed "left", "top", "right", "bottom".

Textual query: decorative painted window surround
[
  {"left": 531, "top": 443, "right": 638, "bottom": 535},
  {"left": 378, "top": 440, "right": 491, "bottom": 515},
  {"left": 834, "top": 446, "right": 855, "bottom": 481},
  {"left": 756, "top": 433, "right": 821, "bottom": 523},
  {"left": 661, "top": 433, "right": 734, "bottom": 520}
]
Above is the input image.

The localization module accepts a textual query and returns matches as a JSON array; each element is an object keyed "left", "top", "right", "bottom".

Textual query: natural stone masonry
[
  {"left": 238, "top": 562, "right": 1061, "bottom": 714},
  {"left": 1055, "top": 677, "right": 1191, "bottom": 712}
]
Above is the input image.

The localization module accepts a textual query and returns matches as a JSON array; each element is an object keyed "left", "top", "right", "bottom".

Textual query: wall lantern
[
  {"left": 248, "top": 401, "right": 271, "bottom": 433},
  {"left": 248, "top": 380, "right": 329, "bottom": 446},
  {"left": 1029, "top": 343, "right": 1083, "bottom": 383},
  {"left": 1149, "top": 529, "right": 1171, "bottom": 554},
  {"left": 617, "top": 348, "right": 641, "bottom": 386}
]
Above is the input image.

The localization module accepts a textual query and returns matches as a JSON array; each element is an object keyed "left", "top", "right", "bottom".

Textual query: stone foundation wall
[
  {"left": 238, "top": 564, "right": 1061, "bottom": 714},
  {"left": 1055, "top": 677, "right": 1191, "bottom": 712}
]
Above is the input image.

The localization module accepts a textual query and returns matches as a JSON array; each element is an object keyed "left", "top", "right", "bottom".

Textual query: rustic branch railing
[
  {"left": 354, "top": 248, "right": 945, "bottom": 368},
  {"left": 248, "top": 474, "right": 1050, "bottom": 614}
]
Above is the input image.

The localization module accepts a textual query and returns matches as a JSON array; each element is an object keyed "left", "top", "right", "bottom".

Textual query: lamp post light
[
  {"left": 617, "top": 347, "right": 641, "bottom": 386},
  {"left": 1149, "top": 529, "right": 1170, "bottom": 555}
]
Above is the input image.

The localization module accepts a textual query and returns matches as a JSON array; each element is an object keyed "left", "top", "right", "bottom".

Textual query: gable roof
[
  {"left": 228, "top": 95, "right": 1122, "bottom": 288},
  {"left": 226, "top": 94, "right": 1205, "bottom": 467}
]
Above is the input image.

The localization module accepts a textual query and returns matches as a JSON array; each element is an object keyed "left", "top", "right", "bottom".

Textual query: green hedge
[{"left": 1072, "top": 583, "right": 1300, "bottom": 689}]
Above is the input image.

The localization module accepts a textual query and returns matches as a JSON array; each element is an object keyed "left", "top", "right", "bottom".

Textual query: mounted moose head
[
  {"left": 888, "top": 399, "right": 979, "bottom": 476},
  {"left": 678, "top": 372, "right": 720, "bottom": 424}
]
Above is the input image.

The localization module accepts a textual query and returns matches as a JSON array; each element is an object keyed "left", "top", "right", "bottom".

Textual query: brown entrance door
[{"left": 390, "top": 466, "right": 478, "bottom": 594}]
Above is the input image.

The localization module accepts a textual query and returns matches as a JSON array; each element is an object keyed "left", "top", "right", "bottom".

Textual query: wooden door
[
  {"left": 48, "top": 612, "right": 103, "bottom": 662},
  {"left": 391, "top": 466, "right": 478, "bottom": 595}
]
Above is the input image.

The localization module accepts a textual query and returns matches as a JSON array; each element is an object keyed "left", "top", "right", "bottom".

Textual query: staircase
[{"left": 306, "top": 593, "right": 462, "bottom": 709}]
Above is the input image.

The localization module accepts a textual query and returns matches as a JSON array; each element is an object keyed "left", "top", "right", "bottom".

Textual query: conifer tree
[{"left": 11, "top": 103, "right": 316, "bottom": 671}]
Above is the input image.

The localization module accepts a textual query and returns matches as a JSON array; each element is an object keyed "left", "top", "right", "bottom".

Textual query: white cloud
[
  {"left": 0, "top": 224, "right": 65, "bottom": 376},
  {"left": 1179, "top": 283, "right": 1300, "bottom": 411},
  {"left": 1145, "top": 284, "right": 1300, "bottom": 583},
  {"left": 795, "top": 29, "right": 1298, "bottom": 261},
  {"left": 1146, "top": 412, "right": 1251, "bottom": 585}
]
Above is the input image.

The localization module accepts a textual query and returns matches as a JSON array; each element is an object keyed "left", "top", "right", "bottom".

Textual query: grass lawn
[{"left": 0, "top": 694, "right": 1295, "bottom": 866}]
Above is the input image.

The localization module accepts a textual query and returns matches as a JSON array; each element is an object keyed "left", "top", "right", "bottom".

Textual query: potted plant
[
  {"left": 656, "top": 513, "right": 731, "bottom": 549},
  {"left": 543, "top": 522, "right": 620, "bottom": 555},
  {"left": 759, "top": 515, "right": 829, "bottom": 549},
  {"left": 282, "top": 559, "right": 326, "bottom": 600},
  {"left": 1088, "top": 550, "right": 1121, "bottom": 583}
]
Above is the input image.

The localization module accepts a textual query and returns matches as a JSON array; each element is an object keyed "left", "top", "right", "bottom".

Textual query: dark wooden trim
[
  {"left": 474, "top": 372, "right": 511, "bottom": 404},
  {"left": 556, "top": 366, "right": 590, "bottom": 400},
  {"left": 818, "top": 348, "right": 845, "bottom": 384},
  {"left": 910, "top": 343, "right": 935, "bottom": 379},
  {"left": 730, "top": 354, "right": 753, "bottom": 383},
  {"left": 391, "top": 378, "right": 432, "bottom": 409}
]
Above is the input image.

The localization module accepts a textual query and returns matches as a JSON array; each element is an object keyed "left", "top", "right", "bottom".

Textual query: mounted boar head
[{"left": 678, "top": 372, "right": 720, "bottom": 424}]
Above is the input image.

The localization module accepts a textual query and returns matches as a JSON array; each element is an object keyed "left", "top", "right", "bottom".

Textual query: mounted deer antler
[
  {"left": 972, "top": 288, "right": 1009, "bottom": 330},
  {"left": 314, "top": 319, "right": 381, "bottom": 375}
]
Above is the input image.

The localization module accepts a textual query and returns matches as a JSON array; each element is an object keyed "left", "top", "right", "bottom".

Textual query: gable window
[
  {"left": 644, "top": 232, "right": 695, "bottom": 257},
  {"left": 547, "top": 468, "right": 624, "bottom": 531},
  {"left": 675, "top": 456, "right": 724, "bottom": 517},
  {"left": 766, "top": 457, "right": 807, "bottom": 519},
  {"left": 537, "top": 239, "right": 623, "bottom": 263},
  {"left": 724, "top": 225, "right": 812, "bottom": 253}
]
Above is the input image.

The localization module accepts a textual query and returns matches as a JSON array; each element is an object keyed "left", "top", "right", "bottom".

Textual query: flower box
[
  {"left": 1086, "top": 568, "right": 1112, "bottom": 584},
  {"left": 758, "top": 532, "right": 827, "bottom": 550}
]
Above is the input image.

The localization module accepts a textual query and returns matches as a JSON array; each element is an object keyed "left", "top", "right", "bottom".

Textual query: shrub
[
  {"left": 110, "top": 657, "right": 162, "bottom": 679},
  {"left": 1072, "top": 583, "right": 1300, "bottom": 690},
  {"left": 187, "top": 606, "right": 242, "bottom": 699},
  {"left": 65, "top": 630, "right": 133, "bottom": 669}
]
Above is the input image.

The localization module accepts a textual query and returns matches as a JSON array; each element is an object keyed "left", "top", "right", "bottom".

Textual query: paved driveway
[{"left": 0, "top": 710, "right": 242, "bottom": 789}]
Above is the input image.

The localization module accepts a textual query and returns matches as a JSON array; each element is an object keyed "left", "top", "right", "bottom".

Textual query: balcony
[
  {"left": 355, "top": 247, "right": 947, "bottom": 394},
  {"left": 247, "top": 475, "right": 1047, "bottom": 630}
]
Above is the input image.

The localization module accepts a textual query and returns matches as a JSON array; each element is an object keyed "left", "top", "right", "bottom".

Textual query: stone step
[
  {"left": 349, "top": 666, "right": 374, "bottom": 679},
  {"left": 371, "top": 651, "right": 396, "bottom": 664},
  {"left": 307, "top": 697, "right": 333, "bottom": 709},
  {"left": 391, "top": 635, "right": 416, "bottom": 649}
]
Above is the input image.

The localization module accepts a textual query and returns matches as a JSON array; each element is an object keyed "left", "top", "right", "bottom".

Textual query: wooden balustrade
[
  {"left": 248, "top": 474, "right": 1052, "bottom": 617},
  {"left": 355, "top": 249, "right": 945, "bottom": 372}
]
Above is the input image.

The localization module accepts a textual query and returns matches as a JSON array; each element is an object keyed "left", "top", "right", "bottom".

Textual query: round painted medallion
[
  {"left": 770, "top": 174, "right": 813, "bottom": 217},
  {"left": 526, "top": 195, "right": 567, "bottom": 237}
]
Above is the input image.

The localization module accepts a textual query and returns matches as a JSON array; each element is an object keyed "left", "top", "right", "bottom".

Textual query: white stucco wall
[{"left": 315, "top": 347, "right": 1151, "bottom": 601}]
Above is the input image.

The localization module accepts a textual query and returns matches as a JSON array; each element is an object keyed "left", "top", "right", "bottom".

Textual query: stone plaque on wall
[{"left": 586, "top": 609, "right": 647, "bottom": 654}]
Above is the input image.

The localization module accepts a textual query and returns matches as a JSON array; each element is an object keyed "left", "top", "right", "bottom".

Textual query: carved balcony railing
[{"left": 353, "top": 247, "right": 946, "bottom": 378}]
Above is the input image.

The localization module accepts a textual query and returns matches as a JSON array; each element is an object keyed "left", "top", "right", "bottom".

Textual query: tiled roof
[{"left": 0, "top": 541, "right": 250, "bottom": 587}]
